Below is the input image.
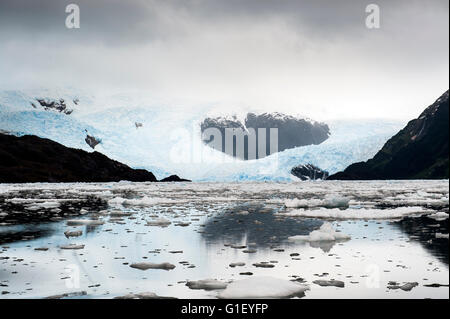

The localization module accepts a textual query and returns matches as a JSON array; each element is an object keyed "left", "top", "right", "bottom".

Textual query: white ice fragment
[
  {"left": 109, "top": 211, "right": 133, "bottom": 217},
  {"left": 64, "top": 230, "right": 83, "bottom": 238},
  {"left": 323, "top": 195, "right": 350, "bottom": 209},
  {"left": 218, "top": 277, "right": 309, "bottom": 299},
  {"left": 387, "top": 282, "right": 418, "bottom": 291},
  {"left": 288, "top": 222, "right": 351, "bottom": 242},
  {"left": 146, "top": 218, "right": 172, "bottom": 227},
  {"left": 129, "top": 262, "right": 175, "bottom": 270},
  {"left": 108, "top": 196, "right": 185, "bottom": 206},
  {"left": 66, "top": 219, "right": 104, "bottom": 226},
  {"left": 114, "top": 292, "right": 174, "bottom": 299},
  {"left": 60, "top": 244, "right": 85, "bottom": 250},
  {"left": 186, "top": 279, "right": 228, "bottom": 290},
  {"left": 428, "top": 212, "right": 449, "bottom": 221},
  {"left": 313, "top": 280, "right": 345, "bottom": 288},
  {"left": 281, "top": 206, "right": 430, "bottom": 220},
  {"left": 435, "top": 233, "right": 449, "bottom": 239},
  {"left": 285, "top": 195, "right": 349, "bottom": 209}
]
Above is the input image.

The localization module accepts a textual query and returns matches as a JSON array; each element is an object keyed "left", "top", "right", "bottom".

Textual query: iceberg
[{"left": 218, "top": 276, "right": 309, "bottom": 299}]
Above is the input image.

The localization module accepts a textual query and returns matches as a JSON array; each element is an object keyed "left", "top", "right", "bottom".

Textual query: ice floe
[
  {"left": 284, "top": 195, "right": 350, "bottom": 209},
  {"left": 146, "top": 218, "right": 172, "bottom": 227},
  {"left": 59, "top": 244, "right": 85, "bottom": 250},
  {"left": 218, "top": 277, "right": 309, "bottom": 299},
  {"left": 129, "top": 262, "right": 176, "bottom": 270},
  {"left": 186, "top": 279, "right": 228, "bottom": 290},
  {"left": 313, "top": 280, "right": 345, "bottom": 288},
  {"left": 288, "top": 222, "right": 351, "bottom": 242},
  {"left": 428, "top": 212, "right": 449, "bottom": 221},
  {"left": 387, "top": 282, "right": 418, "bottom": 291},
  {"left": 108, "top": 197, "right": 176, "bottom": 206},
  {"left": 114, "top": 292, "right": 176, "bottom": 299},
  {"left": 281, "top": 206, "right": 432, "bottom": 220},
  {"left": 66, "top": 219, "right": 104, "bottom": 226},
  {"left": 64, "top": 230, "right": 82, "bottom": 238}
]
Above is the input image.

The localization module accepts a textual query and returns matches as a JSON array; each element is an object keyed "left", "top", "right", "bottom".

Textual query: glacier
[{"left": 0, "top": 89, "right": 405, "bottom": 181}]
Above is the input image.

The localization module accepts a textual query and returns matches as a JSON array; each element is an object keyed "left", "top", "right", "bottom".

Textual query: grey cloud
[
  {"left": 0, "top": 0, "right": 448, "bottom": 120},
  {"left": 1, "top": 0, "right": 447, "bottom": 45}
]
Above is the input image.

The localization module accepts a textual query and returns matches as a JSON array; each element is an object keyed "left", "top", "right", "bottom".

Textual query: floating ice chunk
[
  {"left": 45, "top": 291, "right": 87, "bottom": 299},
  {"left": 387, "top": 282, "right": 418, "bottom": 291},
  {"left": 121, "top": 197, "right": 163, "bottom": 206},
  {"left": 313, "top": 280, "right": 345, "bottom": 288},
  {"left": 108, "top": 197, "right": 127, "bottom": 205},
  {"left": 66, "top": 219, "right": 104, "bottom": 226},
  {"left": 281, "top": 206, "right": 430, "bottom": 220},
  {"left": 288, "top": 222, "right": 350, "bottom": 242},
  {"left": 218, "top": 277, "right": 309, "bottom": 299},
  {"left": 230, "top": 244, "right": 246, "bottom": 249},
  {"left": 25, "top": 205, "right": 42, "bottom": 211},
  {"left": 146, "top": 218, "right": 171, "bottom": 227},
  {"left": 323, "top": 195, "right": 350, "bottom": 209},
  {"left": 175, "top": 222, "right": 191, "bottom": 227},
  {"left": 129, "top": 262, "right": 175, "bottom": 270},
  {"left": 285, "top": 198, "right": 316, "bottom": 208},
  {"left": 423, "top": 283, "right": 450, "bottom": 288},
  {"left": 108, "top": 196, "right": 185, "bottom": 206},
  {"left": 428, "top": 212, "right": 449, "bottom": 221},
  {"left": 287, "top": 235, "right": 310, "bottom": 242},
  {"left": 60, "top": 244, "right": 85, "bottom": 250},
  {"left": 109, "top": 211, "right": 133, "bottom": 217},
  {"left": 114, "top": 292, "right": 175, "bottom": 299},
  {"left": 186, "top": 279, "right": 228, "bottom": 290},
  {"left": 284, "top": 195, "right": 349, "bottom": 209},
  {"left": 6, "top": 198, "right": 62, "bottom": 209},
  {"left": 36, "top": 201, "right": 61, "bottom": 209},
  {"left": 435, "top": 233, "right": 449, "bottom": 239},
  {"left": 253, "top": 262, "right": 275, "bottom": 268},
  {"left": 108, "top": 197, "right": 155, "bottom": 206},
  {"left": 64, "top": 230, "right": 82, "bottom": 238}
]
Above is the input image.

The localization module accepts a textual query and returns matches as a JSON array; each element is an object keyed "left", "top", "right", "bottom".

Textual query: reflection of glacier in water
[{"left": 0, "top": 180, "right": 448, "bottom": 299}]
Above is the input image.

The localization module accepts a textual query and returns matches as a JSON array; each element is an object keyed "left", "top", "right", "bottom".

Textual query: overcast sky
[{"left": 0, "top": 0, "right": 448, "bottom": 120}]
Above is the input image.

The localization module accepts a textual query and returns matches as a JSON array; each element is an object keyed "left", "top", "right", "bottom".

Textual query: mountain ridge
[
  {"left": 328, "top": 90, "right": 449, "bottom": 180},
  {"left": 0, "top": 133, "right": 187, "bottom": 183},
  {"left": 0, "top": 89, "right": 404, "bottom": 181}
]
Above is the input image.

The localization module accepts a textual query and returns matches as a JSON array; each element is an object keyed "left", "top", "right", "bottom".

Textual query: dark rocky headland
[
  {"left": 329, "top": 90, "right": 449, "bottom": 180},
  {"left": 0, "top": 133, "right": 188, "bottom": 183}
]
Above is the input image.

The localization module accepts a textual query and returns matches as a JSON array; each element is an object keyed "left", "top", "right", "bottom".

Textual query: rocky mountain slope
[
  {"left": 0, "top": 133, "right": 158, "bottom": 183},
  {"left": 201, "top": 112, "right": 330, "bottom": 160},
  {"left": 0, "top": 89, "right": 404, "bottom": 181},
  {"left": 291, "top": 164, "right": 329, "bottom": 181},
  {"left": 329, "top": 90, "right": 449, "bottom": 180}
]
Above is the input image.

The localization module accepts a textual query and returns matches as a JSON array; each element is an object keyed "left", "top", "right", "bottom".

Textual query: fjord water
[{"left": 0, "top": 181, "right": 448, "bottom": 299}]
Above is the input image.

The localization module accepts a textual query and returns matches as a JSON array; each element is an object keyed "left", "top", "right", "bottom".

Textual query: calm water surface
[{"left": 0, "top": 181, "right": 448, "bottom": 299}]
